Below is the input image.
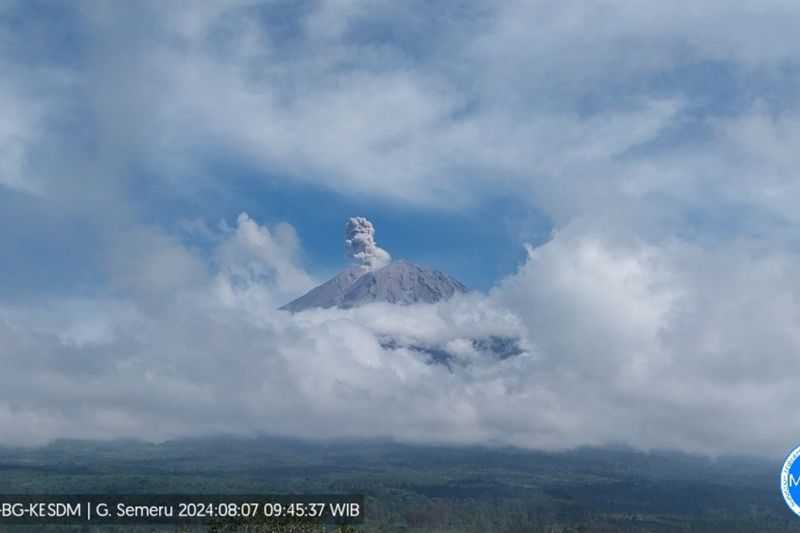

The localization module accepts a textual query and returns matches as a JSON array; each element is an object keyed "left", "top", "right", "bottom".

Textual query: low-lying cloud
[
  {"left": 3, "top": 0, "right": 800, "bottom": 460},
  {"left": 0, "top": 214, "right": 797, "bottom": 457}
]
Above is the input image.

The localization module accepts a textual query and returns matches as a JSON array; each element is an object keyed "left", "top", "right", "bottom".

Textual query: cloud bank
[
  {"left": 1, "top": 213, "right": 798, "bottom": 457},
  {"left": 1, "top": 1, "right": 800, "bottom": 458}
]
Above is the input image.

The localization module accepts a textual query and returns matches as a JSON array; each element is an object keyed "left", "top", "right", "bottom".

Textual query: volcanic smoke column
[{"left": 345, "top": 217, "right": 391, "bottom": 270}]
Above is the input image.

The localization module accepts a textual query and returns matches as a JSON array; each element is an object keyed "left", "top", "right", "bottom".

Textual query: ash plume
[{"left": 345, "top": 217, "right": 391, "bottom": 270}]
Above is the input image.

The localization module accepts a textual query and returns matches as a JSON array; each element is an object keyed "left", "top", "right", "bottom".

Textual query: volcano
[
  {"left": 280, "top": 218, "right": 522, "bottom": 364},
  {"left": 281, "top": 259, "right": 466, "bottom": 312},
  {"left": 280, "top": 217, "right": 466, "bottom": 312}
]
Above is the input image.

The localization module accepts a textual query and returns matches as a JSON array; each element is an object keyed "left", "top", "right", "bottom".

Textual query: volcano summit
[{"left": 280, "top": 217, "right": 466, "bottom": 312}]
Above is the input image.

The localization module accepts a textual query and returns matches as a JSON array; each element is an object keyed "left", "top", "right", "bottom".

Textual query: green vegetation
[{"left": 0, "top": 437, "right": 794, "bottom": 532}]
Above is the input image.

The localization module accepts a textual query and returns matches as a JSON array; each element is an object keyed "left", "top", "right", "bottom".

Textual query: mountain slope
[
  {"left": 279, "top": 266, "right": 366, "bottom": 312},
  {"left": 281, "top": 260, "right": 467, "bottom": 312},
  {"left": 340, "top": 260, "right": 466, "bottom": 308}
]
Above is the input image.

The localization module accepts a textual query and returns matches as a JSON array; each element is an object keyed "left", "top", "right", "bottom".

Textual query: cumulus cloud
[
  {"left": 3, "top": 0, "right": 800, "bottom": 460},
  {"left": 0, "top": 68, "right": 55, "bottom": 194},
  {"left": 344, "top": 217, "right": 391, "bottom": 269},
  {"left": 213, "top": 213, "right": 316, "bottom": 309},
  {"left": 0, "top": 213, "right": 529, "bottom": 446},
  {"left": 0, "top": 213, "right": 799, "bottom": 457},
  {"left": 43, "top": 0, "right": 798, "bottom": 223},
  {"left": 495, "top": 229, "right": 800, "bottom": 455},
  {"left": 6, "top": 0, "right": 799, "bottom": 228}
]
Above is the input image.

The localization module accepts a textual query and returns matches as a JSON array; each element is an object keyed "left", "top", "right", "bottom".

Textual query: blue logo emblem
[{"left": 782, "top": 445, "right": 800, "bottom": 516}]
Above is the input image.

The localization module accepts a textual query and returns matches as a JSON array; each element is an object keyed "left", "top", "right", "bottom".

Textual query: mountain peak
[
  {"left": 280, "top": 219, "right": 466, "bottom": 312},
  {"left": 339, "top": 260, "right": 466, "bottom": 309},
  {"left": 281, "top": 259, "right": 467, "bottom": 312}
]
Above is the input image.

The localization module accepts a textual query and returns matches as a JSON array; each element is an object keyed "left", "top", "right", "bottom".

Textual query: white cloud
[
  {"left": 492, "top": 227, "right": 800, "bottom": 454},
  {"left": 0, "top": 78, "right": 47, "bottom": 193},
  {"left": 213, "top": 212, "right": 316, "bottom": 310},
  {"left": 1, "top": 213, "right": 799, "bottom": 456},
  {"left": 3, "top": 1, "right": 800, "bottom": 459},
  {"left": 10, "top": 0, "right": 798, "bottom": 226},
  {"left": 84, "top": 0, "right": 797, "bottom": 223}
]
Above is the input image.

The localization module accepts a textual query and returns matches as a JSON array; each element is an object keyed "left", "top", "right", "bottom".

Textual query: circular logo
[{"left": 782, "top": 445, "right": 800, "bottom": 516}]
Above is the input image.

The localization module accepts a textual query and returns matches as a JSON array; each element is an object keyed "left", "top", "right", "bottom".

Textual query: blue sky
[
  {"left": 3, "top": 0, "right": 796, "bottom": 296},
  {"left": 3, "top": 0, "right": 800, "bottom": 454},
  {"left": 133, "top": 160, "right": 550, "bottom": 290},
  {"left": 0, "top": 0, "right": 561, "bottom": 294}
]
